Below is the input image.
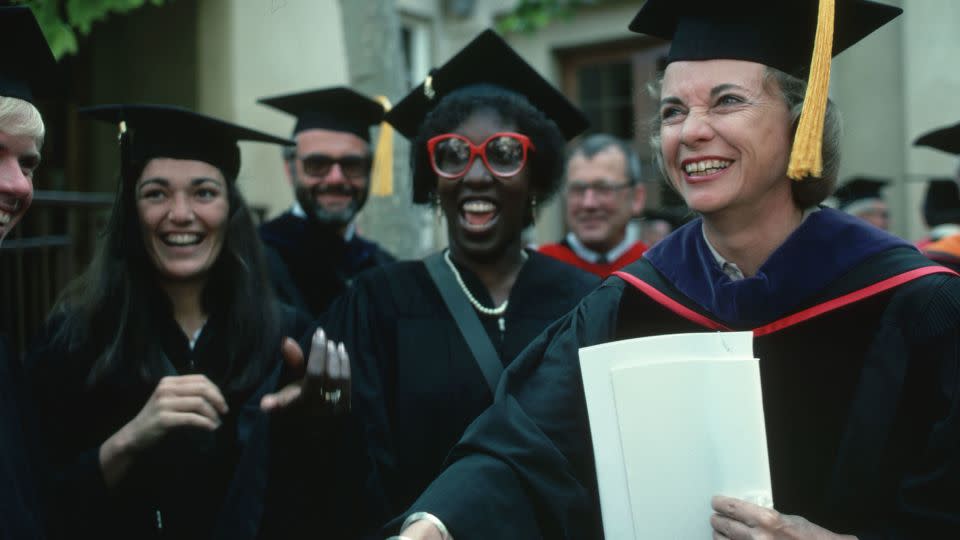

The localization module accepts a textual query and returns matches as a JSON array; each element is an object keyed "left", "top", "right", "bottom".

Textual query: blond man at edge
[
  {"left": 0, "top": 95, "right": 41, "bottom": 243},
  {"left": 0, "top": 6, "right": 56, "bottom": 539}
]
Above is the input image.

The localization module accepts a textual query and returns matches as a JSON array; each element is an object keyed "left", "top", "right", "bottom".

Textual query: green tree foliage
[
  {"left": 497, "top": 0, "right": 621, "bottom": 34},
  {"left": 15, "top": 0, "right": 168, "bottom": 59}
]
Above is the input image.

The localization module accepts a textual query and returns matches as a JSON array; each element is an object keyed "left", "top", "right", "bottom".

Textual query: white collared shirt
[
  {"left": 702, "top": 207, "right": 819, "bottom": 282},
  {"left": 566, "top": 231, "right": 635, "bottom": 264}
]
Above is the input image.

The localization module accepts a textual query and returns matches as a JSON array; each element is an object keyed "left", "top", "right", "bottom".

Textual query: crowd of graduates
[{"left": 3, "top": 1, "right": 960, "bottom": 539}]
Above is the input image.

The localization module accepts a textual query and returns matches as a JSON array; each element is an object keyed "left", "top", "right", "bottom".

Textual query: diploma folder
[{"left": 579, "top": 332, "right": 772, "bottom": 539}]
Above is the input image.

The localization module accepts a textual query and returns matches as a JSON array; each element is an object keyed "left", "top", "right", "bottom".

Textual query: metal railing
[{"left": 1, "top": 190, "right": 114, "bottom": 357}]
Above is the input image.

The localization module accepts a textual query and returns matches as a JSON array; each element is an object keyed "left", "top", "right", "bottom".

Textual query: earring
[
  {"left": 530, "top": 196, "right": 538, "bottom": 227},
  {"left": 433, "top": 196, "right": 443, "bottom": 224}
]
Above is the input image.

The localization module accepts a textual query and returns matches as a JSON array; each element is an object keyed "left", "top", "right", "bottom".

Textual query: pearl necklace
[{"left": 443, "top": 249, "right": 527, "bottom": 318}]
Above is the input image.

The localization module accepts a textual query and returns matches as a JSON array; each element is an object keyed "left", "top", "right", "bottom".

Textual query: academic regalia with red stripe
[
  {"left": 538, "top": 239, "right": 648, "bottom": 277},
  {"left": 399, "top": 208, "right": 960, "bottom": 539}
]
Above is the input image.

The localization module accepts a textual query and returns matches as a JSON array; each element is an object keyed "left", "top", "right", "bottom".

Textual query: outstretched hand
[
  {"left": 260, "top": 328, "right": 351, "bottom": 415},
  {"left": 710, "top": 495, "right": 855, "bottom": 540}
]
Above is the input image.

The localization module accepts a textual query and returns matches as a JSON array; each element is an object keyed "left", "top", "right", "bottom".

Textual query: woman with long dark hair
[
  {"left": 312, "top": 30, "right": 599, "bottom": 536},
  {"left": 28, "top": 105, "right": 343, "bottom": 539}
]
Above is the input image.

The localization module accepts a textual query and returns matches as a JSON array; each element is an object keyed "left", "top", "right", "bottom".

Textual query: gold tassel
[
  {"left": 370, "top": 95, "right": 394, "bottom": 197},
  {"left": 787, "top": 0, "right": 835, "bottom": 181}
]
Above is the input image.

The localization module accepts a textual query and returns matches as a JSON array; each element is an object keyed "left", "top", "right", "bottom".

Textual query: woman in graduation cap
[
  {"left": 26, "top": 105, "right": 349, "bottom": 539},
  {"left": 393, "top": 2, "right": 960, "bottom": 539},
  {"left": 306, "top": 29, "right": 599, "bottom": 535}
]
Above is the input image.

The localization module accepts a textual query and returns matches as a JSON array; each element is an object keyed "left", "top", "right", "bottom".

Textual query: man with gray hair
[
  {"left": 539, "top": 133, "right": 648, "bottom": 276},
  {"left": 0, "top": 6, "right": 56, "bottom": 539}
]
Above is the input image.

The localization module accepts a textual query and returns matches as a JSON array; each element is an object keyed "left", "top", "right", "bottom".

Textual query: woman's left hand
[
  {"left": 260, "top": 327, "right": 351, "bottom": 416},
  {"left": 710, "top": 495, "right": 856, "bottom": 540}
]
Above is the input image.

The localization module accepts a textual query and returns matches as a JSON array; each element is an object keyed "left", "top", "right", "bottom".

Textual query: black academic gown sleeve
[
  {"left": 394, "top": 280, "right": 628, "bottom": 539},
  {"left": 311, "top": 270, "right": 397, "bottom": 538},
  {"left": 0, "top": 335, "right": 46, "bottom": 540},
  {"left": 848, "top": 274, "right": 960, "bottom": 539},
  {"left": 25, "top": 319, "right": 140, "bottom": 539}
]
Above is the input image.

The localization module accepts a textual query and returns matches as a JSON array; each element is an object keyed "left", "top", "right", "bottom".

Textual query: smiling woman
[
  {"left": 293, "top": 29, "right": 600, "bottom": 537},
  {"left": 24, "top": 105, "right": 343, "bottom": 539},
  {"left": 135, "top": 158, "right": 230, "bottom": 282}
]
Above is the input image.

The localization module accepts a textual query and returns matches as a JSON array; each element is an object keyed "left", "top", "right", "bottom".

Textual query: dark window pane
[
  {"left": 578, "top": 65, "right": 602, "bottom": 103},
  {"left": 577, "top": 60, "right": 634, "bottom": 137}
]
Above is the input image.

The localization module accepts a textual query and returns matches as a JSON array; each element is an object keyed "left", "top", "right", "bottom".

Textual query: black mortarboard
[
  {"left": 80, "top": 104, "right": 293, "bottom": 181},
  {"left": 834, "top": 176, "right": 888, "bottom": 210},
  {"left": 257, "top": 86, "right": 385, "bottom": 141},
  {"left": 914, "top": 122, "right": 960, "bottom": 155},
  {"left": 385, "top": 29, "right": 589, "bottom": 141},
  {"left": 923, "top": 178, "right": 960, "bottom": 227},
  {"left": 0, "top": 6, "right": 57, "bottom": 103},
  {"left": 628, "top": 0, "right": 901, "bottom": 78}
]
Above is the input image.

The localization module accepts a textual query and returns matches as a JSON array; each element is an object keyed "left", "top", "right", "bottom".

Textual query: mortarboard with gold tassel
[{"left": 627, "top": 0, "right": 902, "bottom": 181}]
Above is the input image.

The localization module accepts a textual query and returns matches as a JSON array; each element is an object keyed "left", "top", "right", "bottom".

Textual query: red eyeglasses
[{"left": 427, "top": 132, "right": 536, "bottom": 179}]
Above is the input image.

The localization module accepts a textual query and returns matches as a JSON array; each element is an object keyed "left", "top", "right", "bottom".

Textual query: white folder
[{"left": 579, "top": 332, "right": 772, "bottom": 539}]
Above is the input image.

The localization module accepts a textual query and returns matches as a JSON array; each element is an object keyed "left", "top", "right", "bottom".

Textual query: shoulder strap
[{"left": 423, "top": 252, "right": 503, "bottom": 393}]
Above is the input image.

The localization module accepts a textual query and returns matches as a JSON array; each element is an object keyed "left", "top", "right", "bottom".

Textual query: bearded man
[{"left": 258, "top": 87, "right": 395, "bottom": 316}]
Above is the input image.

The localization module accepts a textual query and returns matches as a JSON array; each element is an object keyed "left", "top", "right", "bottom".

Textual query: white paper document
[{"left": 579, "top": 332, "right": 772, "bottom": 539}]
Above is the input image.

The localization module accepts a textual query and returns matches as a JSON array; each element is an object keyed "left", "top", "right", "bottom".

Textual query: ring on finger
[{"left": 323, "top": 388, "right": 342, "bottom": 406}]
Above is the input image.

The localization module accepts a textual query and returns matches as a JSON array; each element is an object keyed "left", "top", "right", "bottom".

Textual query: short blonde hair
[{"left": 0, "top": 96, "right": 45, "bottom": 149}]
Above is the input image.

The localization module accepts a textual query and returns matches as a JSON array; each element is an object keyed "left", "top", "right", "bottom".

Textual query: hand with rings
[{"left": 260, "top": 327, "right": 351, "bottom": 416}]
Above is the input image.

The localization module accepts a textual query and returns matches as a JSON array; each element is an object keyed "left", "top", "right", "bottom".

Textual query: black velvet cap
[
  {"left": 914, "top": 122, "right": 960, "bottom": 155},
  {"left": 0, "top": 6, "right": 57, "bottom": 103},
  {"left": 924, "top": 178, "right": 960, "bottom": 227},
  {"left": 81, "top": 104, "right": 293, "bottom": 181},
  {"left": 257, "top": 87, "right": 384, "bottom": 141},
  {"left": 385, "top": 29, "right": 589, "bottom": 141},
  {"left": 834, "top": 176, "right": 888, "bottom": 209},
  {"left": 628, "top": 0, "right": 902, "bottom": 77}
]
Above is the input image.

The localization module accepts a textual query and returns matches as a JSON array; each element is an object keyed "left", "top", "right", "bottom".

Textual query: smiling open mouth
[
  {"left": 460, "top": 199, "right": 500, "bottom": 233},
  {"left": 161, "top": 233, "right": 205, "bottom": 247},
  {"left": 684, "top": 159, "right": 732, "bottom": 177},
  {"left": 0, "top": 209, "right": 12, "bottom": 226}
]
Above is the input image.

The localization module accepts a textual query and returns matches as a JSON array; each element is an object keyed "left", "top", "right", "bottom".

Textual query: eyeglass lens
[
  {"left": 301, "top": 155, "right": 371, "bottom": 179},
  {"left": 432, "top": 135, "right": 526, "bottom": 177}
]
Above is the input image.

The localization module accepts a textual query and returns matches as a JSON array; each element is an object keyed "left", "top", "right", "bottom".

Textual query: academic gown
[
  {"left": 0, "top": 334, "right": 46, "bottom": 539},
  {"left": 314, "top": 251, "right": 599, "bottom": 533},
  {"left": 260, "top": 211, "right": 396, "bottom": 317},
  {"left": 538, "top": 238, "right": 647, "bottom": 277},
  {"left": 400, "top": 209, "right": 960, "bottom": 539},
  {"left": 27, "top": 303, "right": 317, "bottom": 540}
]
